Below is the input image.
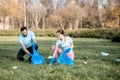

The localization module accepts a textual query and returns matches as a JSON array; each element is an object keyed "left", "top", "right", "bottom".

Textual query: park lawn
[{"left": 0, "top": 36, "right": 120, "bottom": 80}]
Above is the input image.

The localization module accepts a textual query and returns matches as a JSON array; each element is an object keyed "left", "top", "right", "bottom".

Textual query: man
[{"left": 17, "top": 26, "right": 38, "bottom": 62}]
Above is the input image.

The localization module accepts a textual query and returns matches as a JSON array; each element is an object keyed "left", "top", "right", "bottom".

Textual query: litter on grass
[
  {"left": 12, "top": 66, "right": 18, "bottom": 69},
  {"left": 83, "top": 61, "right": 87, "bottom": 64},
  {"left": 116, "top": 59, "right": 120, "bottom": 62},
  {"left": 101, "top": 52, "right": 109, "bottom": 56}
]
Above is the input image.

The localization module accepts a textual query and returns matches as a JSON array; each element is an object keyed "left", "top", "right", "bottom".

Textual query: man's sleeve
[
  {"left": 18, "top": 37, "right": 23, "bottom": 44},
  {"left": 30, "top": 31, "right": 35, "bottom": 39}
]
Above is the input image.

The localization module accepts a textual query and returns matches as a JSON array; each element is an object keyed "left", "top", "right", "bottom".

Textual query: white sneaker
[
  {"left": 116, "top": 58, "right": 120, "bottom": 62},
  {"left": 48, "top": 55, "right": 53, "bottom": 59}
]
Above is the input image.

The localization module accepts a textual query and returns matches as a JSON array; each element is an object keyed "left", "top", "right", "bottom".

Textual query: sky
[
  {"left": 31, "top": 0, "right": 108, "bottom": 10},
  {"left": 98, "top": 0, "right": 108, "bottom": 10}
]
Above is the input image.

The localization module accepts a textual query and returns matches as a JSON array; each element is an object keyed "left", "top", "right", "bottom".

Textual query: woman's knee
[
  {"left": 51, "top": 45, "right": 56, "bottom": 51},
  {"left": 51, "top": 45, "right": 62, "bottom": 54},
  {"left": 67, "top": 52, "right": 74, "bottom": 60}
]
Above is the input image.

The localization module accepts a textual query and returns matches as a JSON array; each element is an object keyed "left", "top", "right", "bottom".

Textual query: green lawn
[{"left": 0, "top": 36, "right": 120, "bottom": 80}]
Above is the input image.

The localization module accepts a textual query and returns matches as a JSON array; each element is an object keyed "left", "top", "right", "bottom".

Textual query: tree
[{"left": 0, "top": 0, "right": 23, "bottom": 29}]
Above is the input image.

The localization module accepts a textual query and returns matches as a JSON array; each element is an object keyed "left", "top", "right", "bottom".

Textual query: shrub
[
  {"left": 112, "top": 30, "right": 120, "bottom": 42},
  {"left": 0, "top": 28, "right": 119, "bottom": 41},
  {"left": 0, "top": 30, "right": 20, "bottom": 36},
  {"left": 65, "top": 28, "right": 114, "bottom": 39},
  {"left": 32, "top": 29, "right": 56, "bottom": 37}
]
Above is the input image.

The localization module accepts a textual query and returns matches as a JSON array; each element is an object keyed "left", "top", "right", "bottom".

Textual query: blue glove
[
  {"left": 49, "top": 58, "right": 55, "bottom": 65},
  {"left": 33, "top": 43, "right": 37, "bottom": 48},
  {"left": 28, "top": 53, "right": 33, "bottom": 57}
]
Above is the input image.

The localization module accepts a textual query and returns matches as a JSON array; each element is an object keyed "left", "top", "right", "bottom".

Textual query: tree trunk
[
  {"left": 74, "top": 18, "right": 80, "bottom": 29},
  {"left": 3, "top": 17, "right": 5, "bottom": 30},
  {"left": 35, "top": 23, "right": 39, "bottom": 29},
  {"left": 2, "top": 17, "right": 10, "bottom": 30},
  {"left": 42, "top": 16, "right": 45, "bottom": 29},
  {"left": 33, "top": 19, "right": 39, "bottom": 29},
  {"left": 69, "top": 22, "right": 73, "bottom": 30},
  {"left": 19, "top": 20, "right": 22, "bottom": 28},
  {"left": 12, "top": 17, "right": 15, "bottom": 30},
  {"left": 24, "top": 0, "right": 27, "bottom": 27},
  {"left": 118, "top": 19, "right": 119, "bottom": 27},
  {"left": 80, "top": 18, "right": 83, "bottom": 28},
  {"left": 5, "top": 17, "right": 10, "bottom": 30}
]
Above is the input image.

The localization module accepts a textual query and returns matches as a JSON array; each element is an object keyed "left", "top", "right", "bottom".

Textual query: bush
[
  {"left": 112, "top": 28, "right": 120, "bottom": 42},
  {"left": 66, "top": 28, "right": 114, "bottom": 39},
  {"left": 32, "top": 29, "right": 56, "bottom": 37},
  {"left": 0, "top": 28, "right": 119, "bottom": 42},
  {"left": 0, "top": 29, "right": 20, "bottom": 36}
]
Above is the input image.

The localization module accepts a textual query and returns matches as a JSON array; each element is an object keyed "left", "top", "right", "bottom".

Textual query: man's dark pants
[{"left": 17, "top": 45, "right": 38, "bottom": 61}]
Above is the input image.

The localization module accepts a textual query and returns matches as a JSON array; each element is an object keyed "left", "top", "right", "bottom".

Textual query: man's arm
[
  {"left": 33, "top": 38, "right": 37, "bottom": 44},
  {"left": 21, "top": 43, "right": 31, "bottom": 54},
  {"left": 30, "top": 31, "right": 37, "bottom": 44}
]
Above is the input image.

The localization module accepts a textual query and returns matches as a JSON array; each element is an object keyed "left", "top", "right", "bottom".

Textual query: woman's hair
[
  {"left": 20, "top": 26, "right": 27, "bottom": 32},
  {"left": 56, "top": 29, "right": 65, "bottom": 35}
]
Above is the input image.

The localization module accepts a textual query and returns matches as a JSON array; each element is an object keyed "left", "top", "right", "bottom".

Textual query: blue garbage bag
[
  {"left": 31, "top": 47, "right": 45, "bottom": 65},
  {"left": 57, "top": 48, "right": 74, "bottom": 65}
]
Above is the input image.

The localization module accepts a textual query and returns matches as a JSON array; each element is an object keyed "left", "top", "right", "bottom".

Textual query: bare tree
[{"left": 0, "top": 0, "right": 23, "bottom": 30}]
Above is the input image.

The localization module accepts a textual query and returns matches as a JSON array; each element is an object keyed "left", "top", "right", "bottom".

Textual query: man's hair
[
  {"left": 20, "top": 26, "right": 27, "bottom": 31},
  {"left": 56, "top": 29, "right": 64, "bottom": 35}
]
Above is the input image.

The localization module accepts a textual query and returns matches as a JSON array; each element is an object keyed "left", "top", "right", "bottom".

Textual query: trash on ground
[
  {"left": 83, "top": 61, "right": 87, "bottom": 64},
  {"left": 101, "top": 52, "right": 109, "bottom": 56},
  {"left": 116, "top": 58, "right": 120, "bottom": 62},
  {"left": 12, "top": 66, "right": 18, "bottom": 69}
]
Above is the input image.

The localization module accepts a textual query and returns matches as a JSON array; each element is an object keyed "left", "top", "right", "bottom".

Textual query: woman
[{"left": 49, "top": 29, "right": 74, "bottom": 65}]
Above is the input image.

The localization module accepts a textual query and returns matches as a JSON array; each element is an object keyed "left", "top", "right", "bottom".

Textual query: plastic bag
[
  {"left": 31, "top": 47, "right": 45, "bottom": 65},
  {"left": 57, "top": 48, "right": 74, "bottom": 65}
]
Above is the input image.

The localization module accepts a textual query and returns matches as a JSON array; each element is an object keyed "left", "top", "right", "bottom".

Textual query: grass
[{"left": 0, "top": 36, "right": 120, "bottom": 80}]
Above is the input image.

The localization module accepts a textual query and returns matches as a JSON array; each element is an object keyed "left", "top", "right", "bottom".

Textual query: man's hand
[
  {"left": 28, "top": 53, "right": 33, "bottom": 57},
  {"left": 33, "top": 43, "right": 37, "bottom": 48}
]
